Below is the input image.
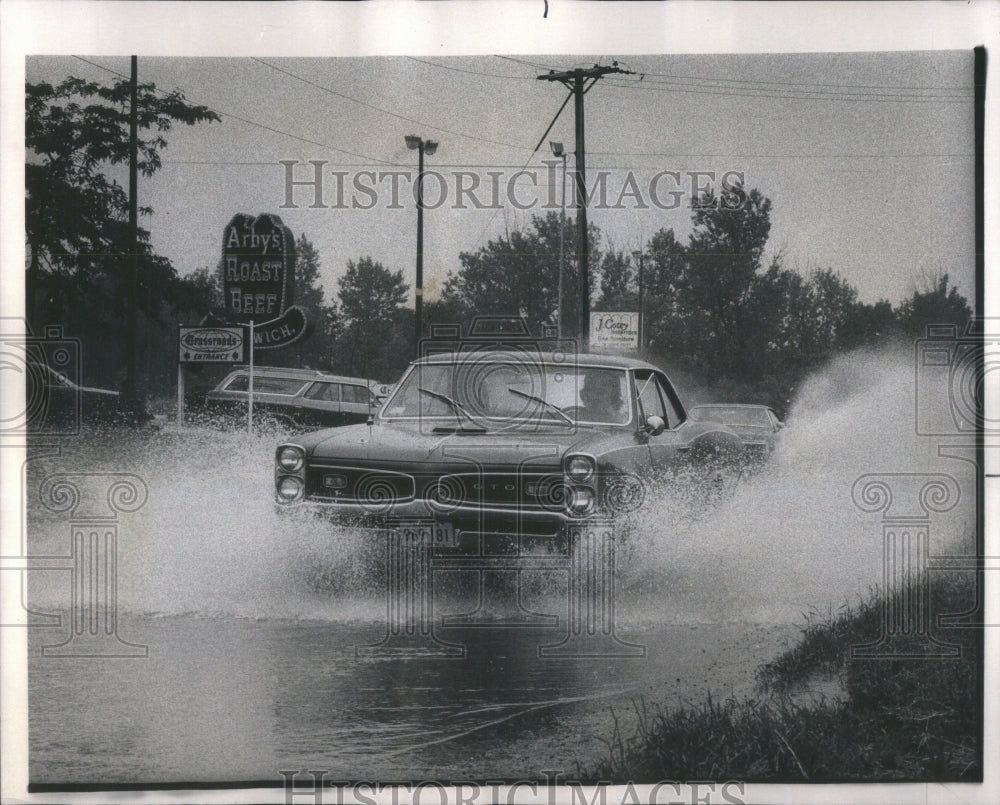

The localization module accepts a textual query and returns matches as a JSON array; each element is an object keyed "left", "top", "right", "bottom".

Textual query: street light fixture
[
  {"left": 405, "top": 135, "right": 439, "bottom": 352},
  {"left": 550, "top": 141, "right": 567, "bottom": 339}
]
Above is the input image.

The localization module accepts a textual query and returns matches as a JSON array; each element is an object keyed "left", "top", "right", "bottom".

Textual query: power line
[
  {"left": 600, "top": 77, "right": 971, "bottom": 104},
  {"left": 631, "top": 66, "right": 974, "bottom": 94},
  {"left": 614, "top": 74, "right": 971, "bottom": 100},
  {"left": 609, "top": 74, "right": 971, "bottom": 101},
  {"left": 406, "top": 56, "right": 536, "bottom": 81},
  {"left": 494, "top": 55, "right": 557, "bottom": 71},
  {"left": 493, "top": 54, "right": 970, "bottom": 102},
  {"left": 495, "top": 54, "right": 972, "bottom": 97},
  {"left": 252, "top": 57, "right": 532, "bottom": 152},
  {"left": 71, "top": 55, "right": 401, "bottom": 166}
]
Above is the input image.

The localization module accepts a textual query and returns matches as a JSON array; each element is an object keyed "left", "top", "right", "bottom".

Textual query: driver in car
[{"left": 577, "top": 371, "right": 627, "bottom": 423}]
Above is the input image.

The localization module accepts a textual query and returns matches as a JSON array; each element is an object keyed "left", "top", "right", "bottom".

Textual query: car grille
[
  {"left": 427, "top": 472, "right": 569, "bottom": 512},
  {"left": 306, "top": 466, "right": 415, "bottom": 506},
  {"left": 306, "top": 466, "right": 572, "bottom": 514}
]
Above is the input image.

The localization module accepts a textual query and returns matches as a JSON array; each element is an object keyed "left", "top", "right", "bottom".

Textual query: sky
[{"left": 24, "top": 49, "right": 977, "bottom": 310}]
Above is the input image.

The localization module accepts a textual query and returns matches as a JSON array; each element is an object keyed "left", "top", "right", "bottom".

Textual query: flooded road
[
  {"left": 29, "top": 615, "right": 797, "bottom": 783},
  {"left": 21, "top": 348, "right": 977, "bottom": 785}
]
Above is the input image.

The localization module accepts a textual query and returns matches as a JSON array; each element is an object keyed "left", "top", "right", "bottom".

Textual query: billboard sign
[
  {"left": 223, "top": 213, "right": 295, "bottom": 321},
  {"left": 590, "top": 312, "right": 639, "bottom": 352},
  {"left": 221, "top": 213, "right": 308, "bottom": 349},
  {"left": 178, "top": 327, "right": 246, "bottom": 363}
]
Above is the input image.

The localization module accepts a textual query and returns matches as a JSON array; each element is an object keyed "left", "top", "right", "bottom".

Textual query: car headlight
[
  {"left": 277, "top": 445, "right": 304, "bottom": 472},
  {"left": 277, "top": 476, "right": 304, "bottom": 501},
  {"left": 567, "top": 487, "right": 595, "bottom": 515},
  {"left": 565, "top": 454, "right": 596, "bottom": 481}
]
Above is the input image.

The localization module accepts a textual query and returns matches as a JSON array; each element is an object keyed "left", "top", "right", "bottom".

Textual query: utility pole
[
  {"left": 126, "top": 55, "right": 139, "bottom": 404},
  {"left": 538, "top": 63, "right": 631, "bottom": 350}
]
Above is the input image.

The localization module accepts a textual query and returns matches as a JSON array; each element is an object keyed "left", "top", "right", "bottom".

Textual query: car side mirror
[{"left": 644, "top": 415, "right": 665, "bottom": 436}]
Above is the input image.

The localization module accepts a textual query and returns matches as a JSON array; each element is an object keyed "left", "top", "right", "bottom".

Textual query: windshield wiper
[
  {"left": 418, "top": 387, "right": 486, "bottom": 432},
  {"left": 507, "top": 388, "right": 573, "bottom": 426}
]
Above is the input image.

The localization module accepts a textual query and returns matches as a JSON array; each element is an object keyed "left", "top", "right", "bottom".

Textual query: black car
[{"left": 275, "top": 351, "right": 747, "bottom": 537}]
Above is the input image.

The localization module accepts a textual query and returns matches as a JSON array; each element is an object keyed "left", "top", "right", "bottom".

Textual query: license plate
[{"left": 392, "top": 520, "right": 455, "bottom": 545}]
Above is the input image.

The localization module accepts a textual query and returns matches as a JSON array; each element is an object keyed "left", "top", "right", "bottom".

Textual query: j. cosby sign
[{"left": 590, "top": 312, "right": 639, "bottom": 352}]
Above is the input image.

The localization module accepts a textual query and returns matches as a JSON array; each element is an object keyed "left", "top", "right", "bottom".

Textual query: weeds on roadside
[{"left": 582, "top": 571, "right": 981, "bottom": 782}]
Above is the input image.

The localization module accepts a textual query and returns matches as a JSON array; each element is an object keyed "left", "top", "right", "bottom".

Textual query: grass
[{"left": 580, "top": 571, "right": 981, "bottom": 782}]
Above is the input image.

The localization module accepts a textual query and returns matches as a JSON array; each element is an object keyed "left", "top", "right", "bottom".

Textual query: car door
[
  {"left": 633, "top": 369, "right": 692, "bottom": 470},
  {"left": 767, "top": 408, "right": 783, "bottom": 432},
  {"left": 339, "top": 383, "right": 376, "bottom": 424},
  {"left": 302, "top": 381, "right": 341, "bottom": 426}
]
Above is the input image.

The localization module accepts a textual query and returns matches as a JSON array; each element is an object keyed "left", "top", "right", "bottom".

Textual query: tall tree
[
  {"left": 336, "top": 257, "right": 409, "bottom": 380},
  {"left": 896, "top": 273, "right": 973, "bottom": 337},
  {"left": 596, "top": 249, "right": 635, "bottom": 309},
  {"left": 25, "top": 75, "right": 219, "bottom": 326},
  {"left": 682, "top": 183, "right": 773, "bottom": 374},
  {"left": 25, "top": 72, "right": 221, "bottom": 403},
  {"left": 640, "top": 228, "right": 687, "bottom": 358},
  {"left": 288, "top": 234, "right": 336, "bottom": 370},
  {"left": 440, "top": 212, "right": 601, "bottom": 338}
]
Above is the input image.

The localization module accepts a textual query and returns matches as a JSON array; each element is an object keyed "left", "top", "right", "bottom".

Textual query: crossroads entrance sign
[
  {"left": 222, "top": 212, "right": 309, "bottom": 349},
  {"left": 178, "top": 326, "right": 246, "bottom": 363}
]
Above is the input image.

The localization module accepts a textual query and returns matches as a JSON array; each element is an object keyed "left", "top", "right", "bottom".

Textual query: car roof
[
  {"left": 412, "top": 351, "right": 663, "bottom": 371},
  {"left": 223, "top": 365, "right": 378, "bottom": 385}
]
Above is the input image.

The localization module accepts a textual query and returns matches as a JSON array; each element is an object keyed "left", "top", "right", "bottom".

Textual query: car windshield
[
  {"left": 690, "top": 406, "right": 770, "bottom": 427},
  {"left": 381, "top": 361, "right": 631, "bottom": 425}
]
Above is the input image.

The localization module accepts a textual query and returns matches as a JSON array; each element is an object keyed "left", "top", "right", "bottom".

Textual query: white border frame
[{"left": 2, "top": 2, "right": 996, "bottom": 804}]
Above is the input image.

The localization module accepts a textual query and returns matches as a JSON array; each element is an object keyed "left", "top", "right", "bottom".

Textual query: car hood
[{"left": 297, "top": 420, "right": 638, "bottom": 469}]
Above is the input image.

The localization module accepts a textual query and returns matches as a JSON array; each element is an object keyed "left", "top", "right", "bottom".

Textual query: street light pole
[
  {"left": 632, "top": 249, "right": 645, "bottom": 355},
  {"left": 550, "top": 142, "right": 567, "bottom": 339},
  {"left": 405, "top": 135, "right": 438, "bottom": 354}
]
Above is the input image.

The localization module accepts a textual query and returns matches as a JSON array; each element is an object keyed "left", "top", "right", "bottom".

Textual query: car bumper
[{"left": 276, "top": 496, "right": 589, "bottom": 536}]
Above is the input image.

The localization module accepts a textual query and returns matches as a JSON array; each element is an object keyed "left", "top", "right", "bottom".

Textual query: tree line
[{"left": 25, "top": 73, "right": 973, "bottom": 415}]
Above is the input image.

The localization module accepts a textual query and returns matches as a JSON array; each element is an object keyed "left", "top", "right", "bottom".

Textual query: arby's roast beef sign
[{"left": 222, "top": 213, "right": 309, "bottom": 349}]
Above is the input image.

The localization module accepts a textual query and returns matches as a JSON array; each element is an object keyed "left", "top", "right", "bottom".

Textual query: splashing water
[
  {"left": 24, "top": 345, "right": 976, "bottom": 625},
  {"left": 25, "top": 424, "right": 384, "bottom": 620},
  {"left": 618, "top": 345, "right": 976, "bottom": 623}
]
